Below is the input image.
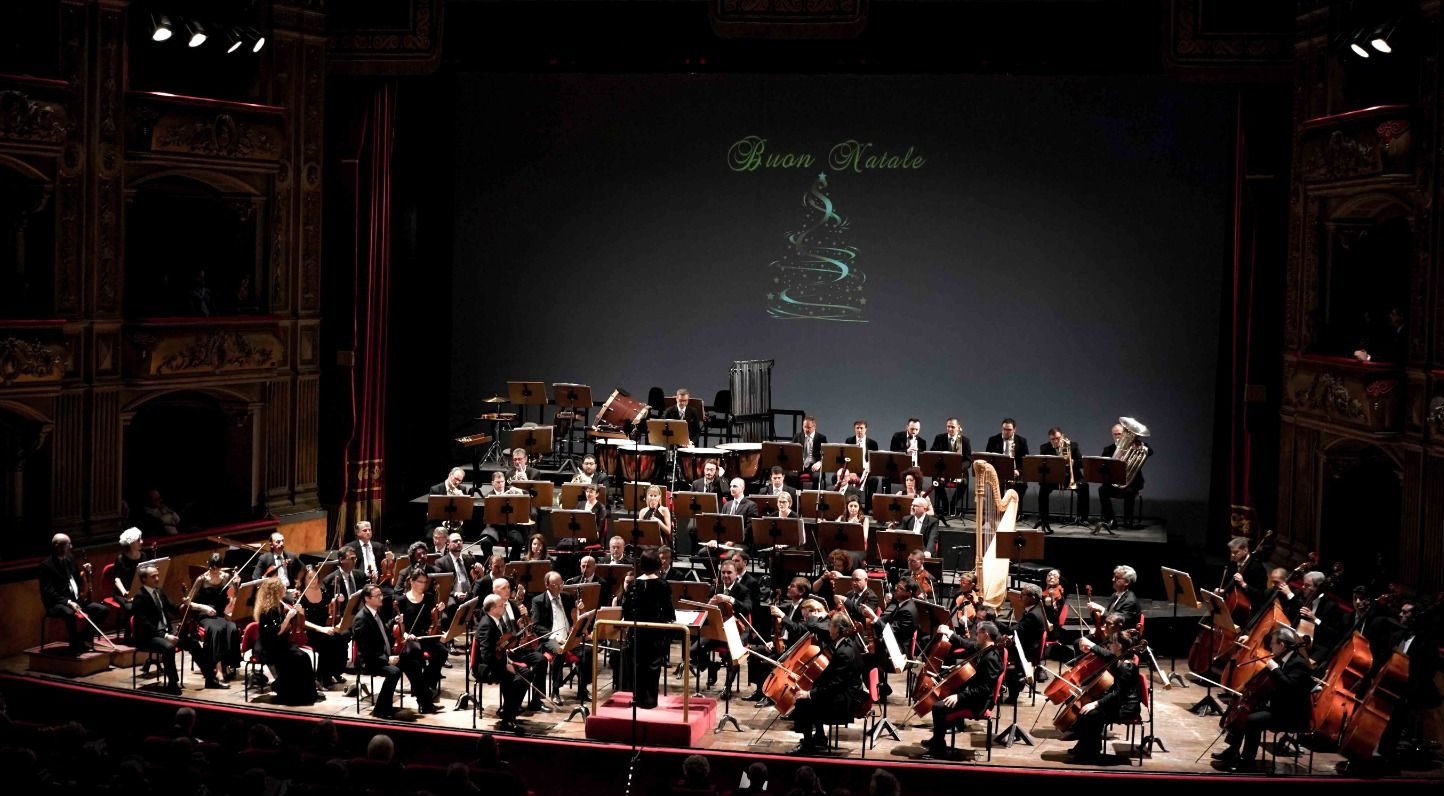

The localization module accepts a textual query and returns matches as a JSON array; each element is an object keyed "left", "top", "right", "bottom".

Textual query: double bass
[
  {"left": 1310, "top": 631, "right": 1372, "bottom": 746},
  {"left": 1223, "top": 530, "right": 1274, "bottom": 621},
  {"left": 1224, "top": 601, "right": 1290, "bottom": 691},
  {"left": 1338, "top": 649, "right": 1409, "bottom": 758}
]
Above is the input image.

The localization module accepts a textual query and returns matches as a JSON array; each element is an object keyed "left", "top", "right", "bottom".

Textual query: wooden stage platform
[{"left": 5, "top": 634, "right": 1441, "bottom": 793}]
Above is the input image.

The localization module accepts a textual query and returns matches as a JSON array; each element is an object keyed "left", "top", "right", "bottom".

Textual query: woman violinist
[
  {"left": 1065, "top": 628, "right": 1144, "bottom": 761},
  {"left": 253, "top": 577, "right": 330, "bottom": 705},
  {"left": 1212, "top": 624, "right": 1313, "bottom": 772},
  {"left": 111, "top": 526, "right": 146, "bottom": 638},
  {"left": 190, "top": 552, "right": 241, "bottom": 688},
  {"left": 396, "top": 569, "right": 449, "bottom": 708},
  {"left": 921, "top": 621, "right": 1006, "bottom": 759}
]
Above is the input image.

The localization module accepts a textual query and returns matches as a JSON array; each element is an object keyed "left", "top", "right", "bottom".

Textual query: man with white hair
[
  {"left": 430, "top": 467, "right": 473, "bottom": 497},
  {"left": 473, "top": 593, "right": 532, "bottom": 733},
  {"left": 1086, "top": 565, "right": 1141, "bottom": 630},
  {"left": 38, "top": 533, "right": 110, "bottom": 652}
]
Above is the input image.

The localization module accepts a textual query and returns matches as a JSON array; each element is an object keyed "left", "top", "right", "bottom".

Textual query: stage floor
[{"left": 7, "top": 641, "right": 1440, "bottom": 780}]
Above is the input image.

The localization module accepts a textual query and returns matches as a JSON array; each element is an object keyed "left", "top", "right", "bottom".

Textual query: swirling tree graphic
[{"left": 766, "top": 172, "right": 867, "bottom": 322}]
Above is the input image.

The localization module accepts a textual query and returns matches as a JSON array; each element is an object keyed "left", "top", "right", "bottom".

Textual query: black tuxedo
[
  {"left": 985, "top": 433, "right": 1030, "bottom": 503},
  {"left": 529, "top": 590, "right": 576, "bottom": 640},
  {"left": 790, "top": 431, "right": 828, "bottom": 471},
  {"left": 845, "top": 436, "right": 880, "bottom": 452},
  {"left": 663, "top": 403, "right": 704, "bottom": 442},
  {"left": 930, "top": 433, "right": 973, "bottom": 457},
  {"left": 324, "top": 567, "right": 365, "bottom": 602},
  {"left": 506, "top": 466, "right": 541, "bottom": 484},
  {"left": 343, "top": 540, "right": 390, "bottom": 584},
  {"left": 253, "top": 551, "right": 301, "bottom": 587},
  {"left": 1016, "top": 602, "right": 1048, "bottom": 670},
  {"left": 354, "top": 606, "right": 430, "bottom": 712},
  {"left": 759, "top": 483, "right": 799, "bottom": 503},
  {"left": 689, "top": 476, "right": 727, "bottom": 500},
  {"left": 890, "top": 431, "right": 926, "bottom": 455},
  {"left": 1224, "top": 650, "right": 1314, "bottom": 760},
  {"left": 1037, "top": 440, "right": 1090, "bottom": 526},
  {"left": 1101, "top": 588, "right": 1141, "bottom": 630},
  {"left": 471, "top": 613, "right": 529, "bottom": 721},
  {"left": 132, "top": 586, "right": 182, "bottom": 685},
  {"left": 37, "top": 555, "right": 108, "bottom": 651},
  {"left": 881, "top": 597, "right": 922, "bottom": 653},
  {"left": 896, "top": 512, "right": 942, "bottom": 555},
  {"left": 721, "top": 496, "right": 759, "bottom": 548}
]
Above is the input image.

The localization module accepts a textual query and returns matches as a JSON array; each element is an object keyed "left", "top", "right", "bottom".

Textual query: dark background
[{"left": 447, "top": 72, "right": 1232, "bottom": 533}]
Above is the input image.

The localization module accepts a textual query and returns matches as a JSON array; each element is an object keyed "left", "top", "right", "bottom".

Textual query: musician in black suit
[
  {"left": 659, "top": 546, "right": 694, "bottom": 582},
  {"left": 37, "top": 533, "right": 110, "bottom": 653},
  {"left": 889, "top": 496, "right": 942, "bottom": 555},
  {"left": 472, "top": 593, "right": 532, "bottom": 732},
  {"left": 929, "top": 417, "right": 973, "bottom": 517},
  {"left": 922, "top": 621, "right": 1006, "bottom": 759},
  {"left": 1213, "top": 625, "right": 1315, "bottom": 771},
  {"left": 1098, "top": 422, "right": 1152, "bottom": 530},
  {"left": 1067, "top": 629, "right": 1145, "bottom": 761},
  {"left": 131, "top": 564, "right": 191, "bottom": 694},
  {"left": 889, "top": 418, "right": 925, "bottom": 460},
  {"left": 985, "top": 418, "right": 1029, "bottom": 504},
  {"left": 1223, "top": 536, "right": 1269, "bottom": 627},
  {"left": 1038, "top": 427, "right": 1089, "bottom": 534},
  {"left": 528, "top": 571, "right": 579, "bottom": 704},
  {"left": 790, "top": 416, "right": 828, "bottom": 482},
  {"left": 568, "top": 454, "right": 610, "bottom": 488},
  {"left": 252, "top": 531, "right": 302, "bottom": 591},
  {"left": 506, "top": 448, "right": 540, "bottom": 484},
  {"left": 344, "top": 521, "right": 391, "bottom": 588},
  {"left": 324, "top": 548, "right": 364, "bottom": 608},
  {"left": 760, "top": 466, "right": 799, "bottom": 503},
  {"left": 1254, "top": 567, "right": 1303, "bottom": 626},
  {"left": 662, "top": 388, "right": 705, "bottom": 443},
  {"left": 881, "top": 576, "right": 924, "bottom": 654},
  {"left": 847, "top": 420, "right": 882, "bottom": 499},
  {"left": 689, "top": 459, "right": 728, "bottom": 500},
  {"left": 430, "top": 467, "right": 474, "bottom": 496},
  {"left": 787, "top": 613, "right": 869, "bottom": 754},
  {"left": 354, "top": 585, "right": 430, "bottom": 717},
  {"left": 1012, "top": 584, "right": 1049, "bottom": 693},
  {"left": 1086, "top": 565, "right": 1142, "bottom": 631},
  {"left": 692, "top": 559, "right": 752, "bottom": 693},
  {"left": 1297, "top": 571, "right": 1343, "bottom": 652},
  {"left": 840, "top": 568, "right": 882, "bottom": 619},
  {"left": 717, "top": 478, "right": 758, "bottom": 550}
]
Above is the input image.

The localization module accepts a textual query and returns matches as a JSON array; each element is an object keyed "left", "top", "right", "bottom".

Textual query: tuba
[{"left": 1111, "top": 416, "right": 1150, "bottom": 488}]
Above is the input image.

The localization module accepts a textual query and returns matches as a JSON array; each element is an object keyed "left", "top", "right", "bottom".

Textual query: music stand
[
  {"left": 594, "top": 563, "right": 632, "bottom": 604},
  {"left": 508, "top": 426, "right": 555, "bottom": 463},
  {"left": 973, "top": 451, "right": 1018, "bottom": 482},
  {"left": 425, "top": 493, "right": 474, "bottom": 529},
  {"left": 816, "top": 521, "right": 866, "bottom": 554},
  {"left": 798, "top": 490, "right": 841, "bottom": 520},
  {"left": 444, "top": 596, "right": 479, "bottom": 644},
  {"left": 229, "top": 578, "right": 262, "bottom": 620},
  {"left": 760, "top": 441, "right": 804, "bottom": 478},
  {"left": 549, "top": 509, "right": 598, "bottom": 547},
  {"left": 669, "top": 581, "right": 712, "bottom": 604},
  {"left": 483, "top": 495, "right": 533, "bottom": 527},
  {"left": 994, "top": 530, "right": 1045, "bottom": 561},
  {"left": 430, "top": 572, "right": 456, "bottom": 602},
  {"left": 615, "top": 517, "right": 663, "bottom": 552},
  {"left": 749, "top": 494, "right": 779, "bottom": 516},
  {"left": 559, "top": 482, "right": 593, "bottom": 509},
  {"left": 551, "top": 382, "right": 592, "bottom": 468},
  {"left": 753, "top": 517, "right": 804, "bottom": 551},
  {"left": 503, "top": 561, "right": 552, "bottom": 597},
  {"left": 822, "top": 443, "right": 864, "bottom": 475},
  {"left": 1082, "top": 456, "right": 1126, "bottom": 486},
  {"left": 621, "top": 482, "right": 666, "bottom": 515},
  {"left": 130, "top": 557, "right": 172, "bottom": 597},
  {"left": 875, "top": 530, "right": 923, "bottom": 566},
  {"left": 507, "top": 380, "right": 547, "bottom": 426},
  {"left": 871, "top": 493, "right": 911, "bottom": 526},
  {"left": 333, "top": 590, "right": 365, "bottom": 633},
  {"left": 868, "top": 451, "right": 911, "bottom": 485},
  {"left": 511, "top": 479, "right": 554, "bottom": 509},
  {"left": 646, "top": 418, "right": 691, "bottom": 450},
  {"left": 671, "top": 491, "right": 719, "bottom": 521},
  {"left": 1160, "top": 566, "right": 1199, "bottom": 688},
  {"left": 695, "top": 513, "right": 745, "bottom": 555},
  {"left": 560, "top": 582, "right": 602, "bottom": 651}
]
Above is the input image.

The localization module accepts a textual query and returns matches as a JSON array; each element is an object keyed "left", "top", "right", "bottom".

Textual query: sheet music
[
  {"left": 723, "top": 616, "right": 747, "bottom": 662},
  {"left": 881, "top": 623, "right": 906, "bottom": 672}
]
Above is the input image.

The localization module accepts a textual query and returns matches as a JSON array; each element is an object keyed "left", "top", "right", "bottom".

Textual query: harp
[{"left": 973, "top": 459, "right": 1019, "bottom": 609}]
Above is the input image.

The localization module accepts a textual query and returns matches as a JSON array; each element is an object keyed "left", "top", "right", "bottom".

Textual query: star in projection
[{"left": 766, "top": 172, "right": 867, "bottom": 322}]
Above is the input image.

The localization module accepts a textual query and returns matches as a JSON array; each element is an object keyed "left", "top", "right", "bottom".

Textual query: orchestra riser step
[
  {"left": 584, "top": 693, "right": 718, "bottom": 747},
  {"left": 26, "top": 642, "right": 126, "bottom": 677}
]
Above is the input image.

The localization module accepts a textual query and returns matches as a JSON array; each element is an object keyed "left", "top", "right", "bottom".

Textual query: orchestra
[{"left": 39, "top": 406, "right": 1441, "bottom": 779}]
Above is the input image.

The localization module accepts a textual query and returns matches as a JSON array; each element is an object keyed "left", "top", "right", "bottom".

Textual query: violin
[
  {"left": 287, "top": 599, "right": 309, "bottom": 647},
  {"left": 378, "top": 552, "right": 397, "bottom": 588},
  {"left": 1085, "top": 585, "right": 1104, "bottom": 635}
]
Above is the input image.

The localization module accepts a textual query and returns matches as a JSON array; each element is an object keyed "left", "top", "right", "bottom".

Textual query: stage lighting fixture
[
  {"left": 1350, "top": 39, "right": 1370, "bottom": 58},
  {"left": 185, "top": 19, "right": 206, "bottom": 48},
  {"left": 1369, "top": 22, "right": 1395, "bottom": 54},
  {"left": 251, "top": 28, "right": 267, "bottom": 53},
  {"left": 224, "top": 29, "right": 244, "bottom": 54},
  {"left": 151, "top": 13, "right": 173, "bottom": 42}
]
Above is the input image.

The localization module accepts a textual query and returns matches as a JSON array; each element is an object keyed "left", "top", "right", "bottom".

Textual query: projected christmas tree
[{"left": 766, "top": 172, "right": 867, "bottom": 322}]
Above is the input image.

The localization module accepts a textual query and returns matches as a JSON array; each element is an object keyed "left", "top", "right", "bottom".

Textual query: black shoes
[
  {"left": 920, "top": 739, "right": 951, "bottom": 759},
  {"left": 497, "top": 718, "right": 525, "bottom": 734},
  {"left": 373, "top": 705, "right": 397, "bottom": 719},
  {"left": 530, "top": 701, "right": 554, "bottom": 713},
  {"left": 1211, "top": 748, "right": 1239, "bottom": 762},
  {"left": 204, "top": 678, "right": 230, "bottom": 690},
  {"left": 418, "top": 703, "right": 442, "bottom": 715}
]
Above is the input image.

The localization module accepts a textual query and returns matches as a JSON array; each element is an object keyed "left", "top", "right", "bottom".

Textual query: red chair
[
  {"left": 241, "top": 622, "right": 269, "bottom": 702},
  {"left": 1044, "top": 603, "right": 1069, "bottom": 672},
  {"left": 943, "top": 648, "right": 1009, "bottom": 761},
  {"left": 99, "top": 563, "right": 124, "bottom": 638},
  {"left": 1106, "top": 654, "right": 1158, "bottom": 765},
  {"left": 130, "top": 616, "right": 184, "bottom": 690}
]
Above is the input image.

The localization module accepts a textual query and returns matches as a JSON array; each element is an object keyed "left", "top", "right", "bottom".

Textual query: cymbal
[
  {"left": 482, "top": 394, "right": 508, "bottom": 404},
  {"left": 476, "top": 412, "right": 517, "bottom": 421}
]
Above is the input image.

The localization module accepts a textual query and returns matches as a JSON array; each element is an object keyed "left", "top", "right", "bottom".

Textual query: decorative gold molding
[
  {"left": 0, "top": 337, "right": 65, "bottom": 386},
  {"left": 0, "top": 90, "right": 69, "bottom": 144}
]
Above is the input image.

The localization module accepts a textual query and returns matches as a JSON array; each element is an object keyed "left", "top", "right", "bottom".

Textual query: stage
[{"left": 6, "top": 632, "right": 1441, "bottom": 794}]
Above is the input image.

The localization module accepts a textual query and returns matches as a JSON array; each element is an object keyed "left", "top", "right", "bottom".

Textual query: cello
[
  {"left": 761, "top": 634, "right": 831, "bottom": 716},
  {"left": 1043, "top": 649, "right": 1109, "bottom": 705},
  {"left": 1224, "top": 601, "right": 1290, "bottom": 691},
  {"left": 1310, "top": 631, "right": 1372, "bottom": 746},
  {"left": 911, "top": 633, "right": 1008, "bottom": 718}
]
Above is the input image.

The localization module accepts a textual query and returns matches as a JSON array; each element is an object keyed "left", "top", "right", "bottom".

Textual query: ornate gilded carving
[
  {"left": 151, "top": 112, "right": 284, "bottom": 160},
  {"left": 156, "top": 330, "right": 278, "bottom": 374},
  {"left": 0, "top": 91, "right": 69, "bottom": 144},
  {"left": 1294, "top": 372, "right": 1365, "bottom": 420},
  {"left": 1301, "top": 130, "right": 1377, "bottom": 181},
  {"left": 0, "top": 337, "right": 64, "bottom": 385}
]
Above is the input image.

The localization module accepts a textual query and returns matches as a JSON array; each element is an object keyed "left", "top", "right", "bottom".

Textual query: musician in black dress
[
  {"left": 922, "top": 621, "right": 1006, "bottom": 758},
  {"left": 395, "top": 570, "right": 448, "bottom": 705},
  {"left": 1067, "top": 629, "right": 1144, "bottom": 761},
  {"left": 190, "top": 553, "right": 241, "bottom": 687},
  {"left": 1212, "top": 625, "right": 1314, "bottom": 772},
  {"left": 253, "top": 577, "right": 325, "bottom": 705},
  {"left": 621, "top": 548, "right": 676, "bottom": 709},
  {"left": 38, "top": 533, "right": 109, "bottom": 652},
  {"left": 111, "top": 526, "right": 146, "bottom": 639},
  {"left": 787, "top": 613, "right": 869, "bottom": 754}
]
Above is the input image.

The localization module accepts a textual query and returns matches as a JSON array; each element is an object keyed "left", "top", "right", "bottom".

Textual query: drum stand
[{"left": 481, "top": 418, "right": 511, "bottom": 465}]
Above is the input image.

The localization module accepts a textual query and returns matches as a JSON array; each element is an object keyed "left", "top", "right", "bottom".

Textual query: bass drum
[
  {"left": 678, "top": 448, "right": 726, "bottom": 482},
  {"left": 718, "top": 442, "right": 762, "bottom": 480},
  {"left": 597, "top": 389, "right": 649, "bottom": 433}
]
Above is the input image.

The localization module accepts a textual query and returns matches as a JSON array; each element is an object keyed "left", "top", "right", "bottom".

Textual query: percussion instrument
[
  {"left": 621, "top": 444, "right": 665, "bottom": 483},
  {"left": 595, "top": 438, "right": 634, "bottom": 477},
  {"left": 718, "top": 442, "right": 762, "bottom": 480},
  {"left": 598, "top": 389, "right": 649, "bottom": 432},
  {"left": 454, "top": 434, "right": 492, "bottom": 448},
  {"left": 678, "top": 447, "right": 726, "bottom": 481},
  {"left": 482, "top": 395, "right": 508, "bottom": 404},
  {"left": 476, "top": 412, "right": 517, "bottom": 421}
]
